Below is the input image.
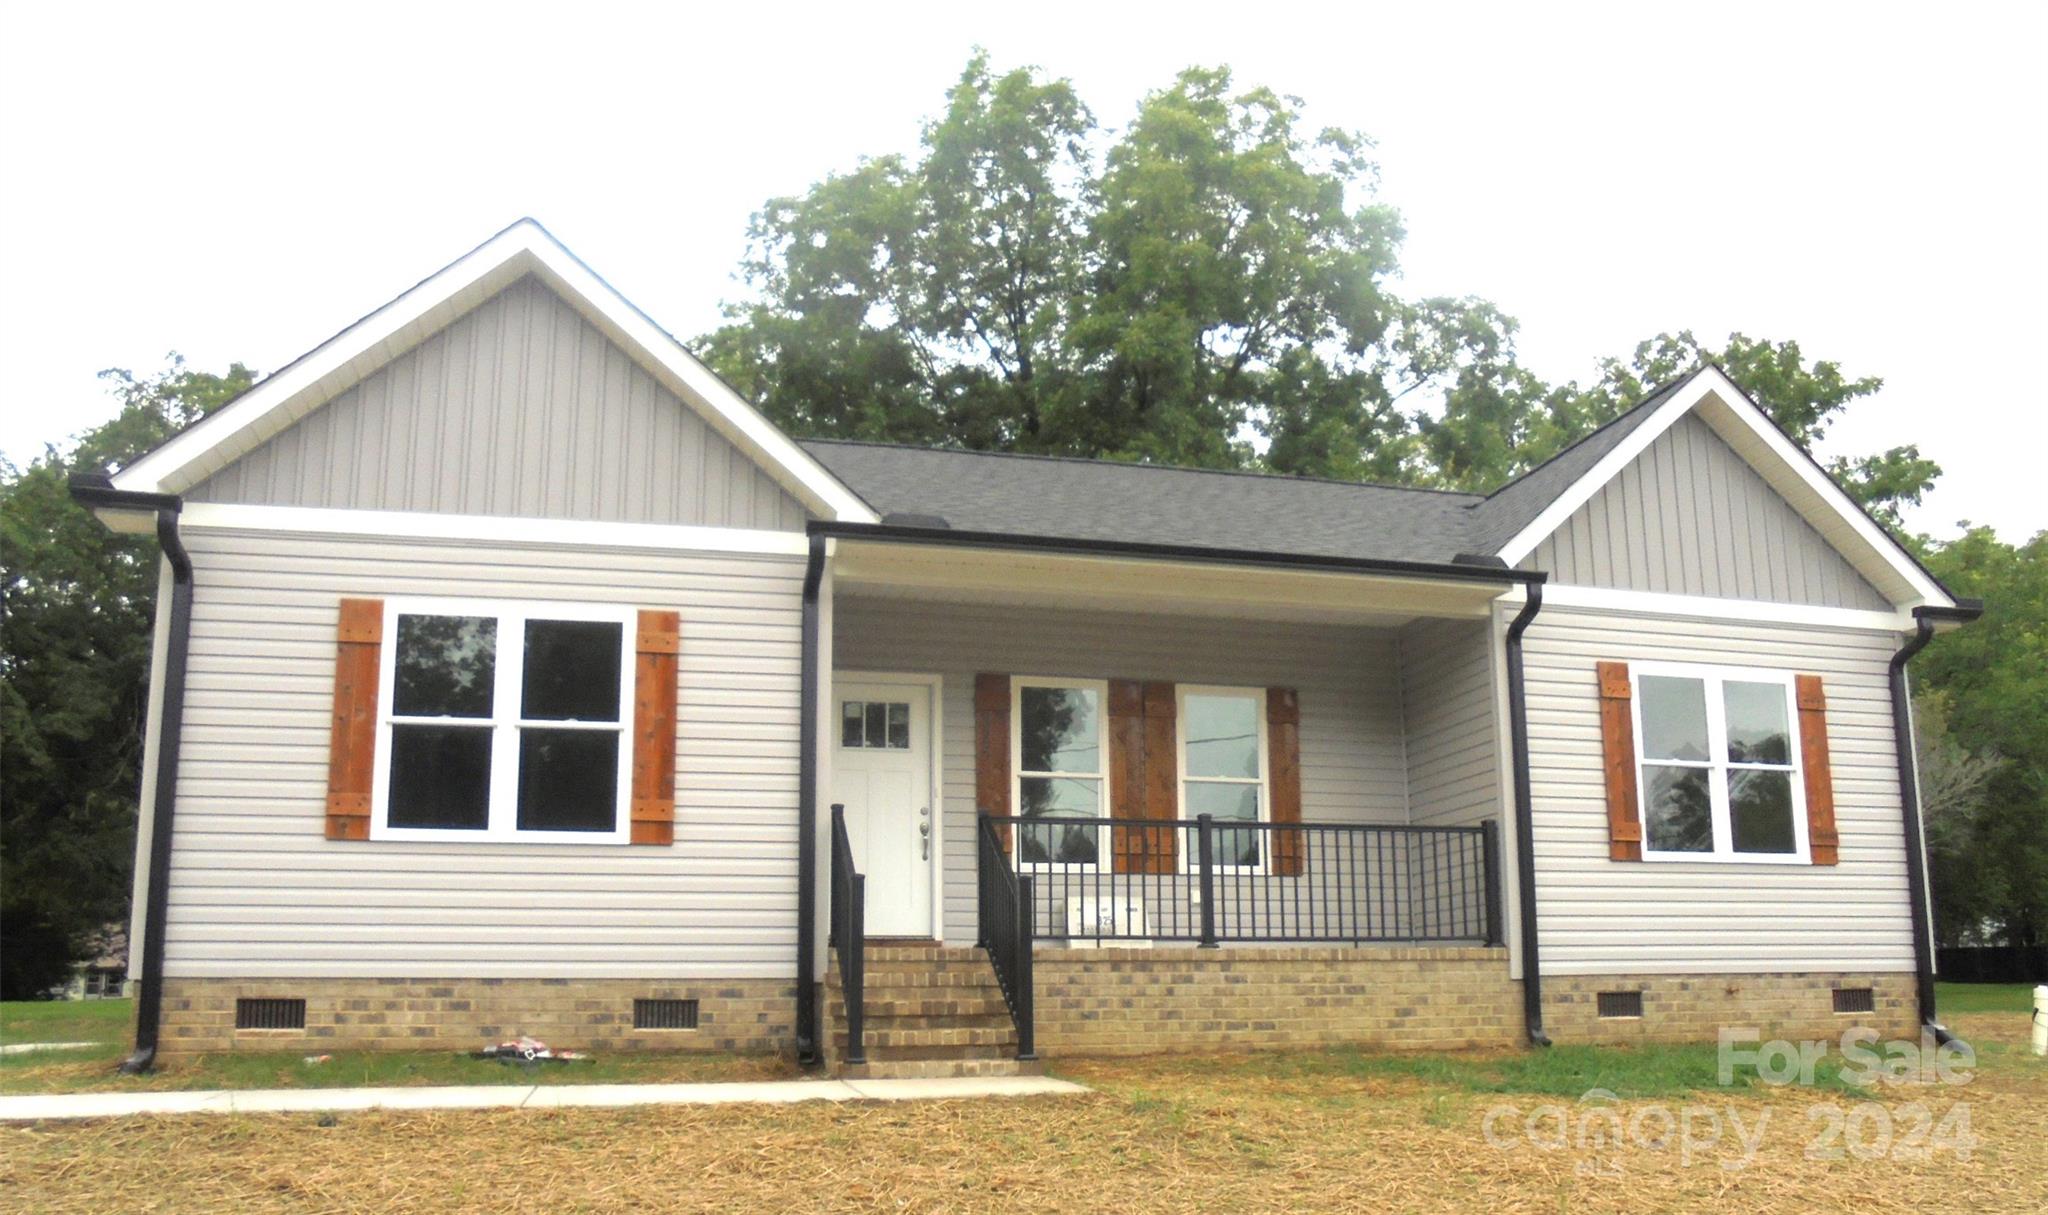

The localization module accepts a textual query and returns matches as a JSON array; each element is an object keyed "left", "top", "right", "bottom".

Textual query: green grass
[
  {"left": 0, "top": 999, "right": 130, "bottom": 1047},
  {"left": 1936, "top": 980, "right": 2038, "bottom": 1015}
]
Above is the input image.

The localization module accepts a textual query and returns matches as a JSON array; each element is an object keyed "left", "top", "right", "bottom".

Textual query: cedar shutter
[
  {"left": 1795, "top": 674, "right": 1840, "bottom": 865},
  {"left": 325, "top": 598, "right": 383, "bottom": 840},
  {"left": 1108, "top": 680, "right": 1179, "bottom": 875},
  {"left": 1108, "top": 680, "right": 1146, "bottom": 872},
  {"left": 1596, "top": 661, "right": 1644, "bottom": 860},
  {"left": 1266, "top": 687, "right": 1304, "bottom": 877},
  {"left": 975, "top": 673, "right": 1012, "bottom": 850},
  {"left": 630, "top": 610, "right": 681, "bottom": 845}
]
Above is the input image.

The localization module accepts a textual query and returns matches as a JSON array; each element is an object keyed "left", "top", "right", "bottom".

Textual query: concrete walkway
[
  {"left": 0, "top": 1042, "right": 98, "bottom": 1056},
  {"left": 0, "top": 1074, "right": 1087, "bottom": 1122}
]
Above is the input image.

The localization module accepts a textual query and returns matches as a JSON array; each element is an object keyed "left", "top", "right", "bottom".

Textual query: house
[
  {"left": 74, "top": 219, "right": 1979, "bottom": 1075},
  {"left": 51, "top": 927, "right": 127, "bottom": 1001}
]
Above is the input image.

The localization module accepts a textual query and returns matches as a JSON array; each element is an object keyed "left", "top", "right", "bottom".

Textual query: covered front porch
[{"left": 800, "top": 526, "right": 1535, "bottom": 1069}]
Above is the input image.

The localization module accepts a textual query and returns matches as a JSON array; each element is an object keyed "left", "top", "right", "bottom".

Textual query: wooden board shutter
[
  {"left": 631, "top": 610, "right": 681, "bottom": 845},
  {"left": 1266, "top": 687, "right": 1304, "bottom": 877},
  {"left": 1795, "top": 674, "right": 1840, "bottom": 865},
  {"left": 975, "top": 673, "right": 1012, "bottom": 850},
  {"left": 1596, "top": 661, "right": 1644, "bottom": 861},
  {"left": 1124, "top": 681, "right": 1180, "bottom": 875},
  {"left": 325, "top": 598, "right": 382, "bottom": 841},
  {"left": 1108, "top": 680, "right": 1146, "bottom": 872}
]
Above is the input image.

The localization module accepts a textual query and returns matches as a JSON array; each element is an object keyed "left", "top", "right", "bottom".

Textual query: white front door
[{"left": 829, "top": 677, "right": 936, "bottom": 938}]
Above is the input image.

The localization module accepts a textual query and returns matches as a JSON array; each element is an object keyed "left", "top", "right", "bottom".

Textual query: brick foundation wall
[
  {"left": 1033, "top": 946, "right": 1523, "bottom": 1055},
  {"left": 1542, "top": 973, "right": 1918, "bottom": 1045},
  {"left": 154, "top": 978, "right": 794, "bottom": 1057}
]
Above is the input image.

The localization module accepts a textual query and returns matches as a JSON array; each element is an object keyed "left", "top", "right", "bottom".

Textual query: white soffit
[{"left": 110, "top": 220, "right": 877, "bottom": 524}]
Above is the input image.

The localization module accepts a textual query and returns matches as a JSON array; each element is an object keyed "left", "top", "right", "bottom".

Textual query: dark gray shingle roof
[{"left": 802, "top": 372, "right": 1694, "bottom": 567}]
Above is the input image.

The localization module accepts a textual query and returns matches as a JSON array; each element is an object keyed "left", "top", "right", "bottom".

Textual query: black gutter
[
  {"left": 1504, "top": 583, "right": 1550, "bottom": 1046},
  {"left": 69, "top": 476, "right": 192, "bottom": 1074},
  {"left": 1889, "top": 600, "right": 1984, "bottom": 1043},
  {"left": 807, "top": 521, "right": 1547, "bottom": 587},
  {"left": 794, "top": 534, "right": 828, "bottom": 1067}
]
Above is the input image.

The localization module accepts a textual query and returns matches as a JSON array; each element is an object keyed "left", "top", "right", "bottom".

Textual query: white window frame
[
  {"left": 370, "top": 596, "right": 636, "bottom": 845},
  {"left": 1175, "top": 685, "right": 1272, "bottom": 876},
  {"left": 1630, "top": 661, "right": 1810, "bottom": 865},
  {"left": 1010, "top": 676, "right": 1110, "bottom": 872}
]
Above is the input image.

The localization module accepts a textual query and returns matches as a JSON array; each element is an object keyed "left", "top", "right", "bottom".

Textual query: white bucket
[{"left": 2033, "top": 985, "right": 2047, "bottom": 1058}]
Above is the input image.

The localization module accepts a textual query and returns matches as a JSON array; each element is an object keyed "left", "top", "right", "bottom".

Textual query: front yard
[{"left": 2, "top": 988, "right": 2041, "bottom": 1213}]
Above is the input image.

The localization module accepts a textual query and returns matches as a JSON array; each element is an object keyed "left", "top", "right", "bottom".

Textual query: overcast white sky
[{"left": 3, "top": 2, "right": 2042, "bottom": 539}]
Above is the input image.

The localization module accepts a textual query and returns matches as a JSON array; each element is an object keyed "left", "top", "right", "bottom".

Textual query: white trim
[
  {"left": 369, "top": 596, "right": 636, "bottom": 845},
  {"left": 1173, "top": 685, "right": 1272, "bottom": 875},
  {"left": 1495, "top": 366, "right": 1950, "bottom": 609},
  {"left": 831, "top": 670, "right": 945, "bottom": 941},
  {"left": 112, "top": 220, "right": 878, "bottom": 524},
  {"left": 178, "top": 501, "right": 811, "bottom": 556},
  {"left": 1503, "top": 583, "right": 1914, "bottom": 633},
  {"left": 1011, "top": 676, "right": 1110, "bottom": 872},
  {"left": 1628, "top": 661, "right": 1811, "bottom": 865}
]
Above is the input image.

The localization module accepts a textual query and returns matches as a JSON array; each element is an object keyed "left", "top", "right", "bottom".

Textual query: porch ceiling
[{"left": 828, "top": 538, "right": 1510, "bottom": 627}]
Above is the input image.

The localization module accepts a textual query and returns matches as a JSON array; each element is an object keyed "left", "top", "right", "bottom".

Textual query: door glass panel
[
  {"left": 887, "top": 702, "right": 910, "bottom": 749},
  {"left": 1639, "top": 676, "right": 1709, "bottom": 762},
  {"left": 842, "top": 701, "right": 864, "bottom": 748},
  {"left": 521, "top": 620, "right": 622, "bottom": 722},
  {"left": 1020, "top": 686, "right": 1099, "bottom": 773},
  {"left": 841, "top": 700, "right": 912, "bottom": 749},
  {"left": 392, "top": 615, "right": 496, "bottom": 717},
  {"left": 387, "top": 723, "right": 492, "bottom": 828},
  {"left": 1183, "top": 694, "right": 1260, "bottom": 778},
  {"left": 1724, "top": 681, "right": 1792, "bottom": 765},
  {"left": 1643, "top": 763, "right": 1713, "bottom": 852}
]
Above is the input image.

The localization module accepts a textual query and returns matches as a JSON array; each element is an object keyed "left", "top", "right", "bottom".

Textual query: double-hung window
[
  {"left": 373, "top": 599, "right": 635, "bottom": 843},
  {"left": 1012, "top": 678, "right": 1106, "bottom": 866},
  {"left": 1177, "top": 686, "right": 1269, "bottom": 869},
  {"left": 1633, "top": 663, "right": 1808, "bottom": 862}
]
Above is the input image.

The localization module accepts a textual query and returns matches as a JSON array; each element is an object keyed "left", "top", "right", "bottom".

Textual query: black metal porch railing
[
  {"left": 981, "top": 814, "right": 1503, "bottom": 948},
  {"left": 828, "top": 804, "right": 865, "bottom": 1066},
  {"left": 975, "top": 816, "right": 1037, "bottom": 1060}
]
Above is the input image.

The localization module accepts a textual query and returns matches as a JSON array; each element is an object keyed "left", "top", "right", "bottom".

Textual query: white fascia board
[
  {"left": 1501, "top": 582, "right": 1915, "bottom": 633},
  {"left": 179, "top": 501, "right": 811, "bottom": 557},
  {"left": 91, "top": 507, "right": 160, "bottom": 535},
  {"left": 113, "top": 221, "right": 877, "bottom": 524},
  {"left": 1495, "top": 366, "right": 1951, "bottom": 609}
]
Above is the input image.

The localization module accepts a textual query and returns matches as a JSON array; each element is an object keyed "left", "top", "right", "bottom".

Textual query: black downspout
[
  {"left": 1505, "top": 582, "right": 1550, "bottom": 1046},
  {"left": 1888, "top": 603, "right": 1981, "bottom": 1044},
  {"left": 794, "top": 535, "right": 827, "bottom": 1067},
  {"left": 125, "top": 508, "right": 194, "bottom": 1073}
]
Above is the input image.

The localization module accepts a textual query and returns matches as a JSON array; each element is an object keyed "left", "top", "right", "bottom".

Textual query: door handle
[{"left": 919, "top": 811, "right": 930, "bottom": 860}]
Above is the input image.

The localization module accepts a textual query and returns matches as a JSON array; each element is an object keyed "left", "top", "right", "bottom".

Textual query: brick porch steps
[{"left": 825, "top": 944, "right": 1035, "bottom": 1079}]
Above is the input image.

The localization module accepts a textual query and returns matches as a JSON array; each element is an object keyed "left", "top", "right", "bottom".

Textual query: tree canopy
[{"left": 0, "top": 357, "right": 255, "bottom": 997}]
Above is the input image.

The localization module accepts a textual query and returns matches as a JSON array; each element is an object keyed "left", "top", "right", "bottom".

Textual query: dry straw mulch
[{"left": 4, "top": 1012, "right": 2042, "bottom": 1214}]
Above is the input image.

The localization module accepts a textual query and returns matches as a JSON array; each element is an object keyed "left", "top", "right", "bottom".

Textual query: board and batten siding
[
  {"left": 1521, "top": 606, "right": 1914, "bottom": 975},
  {"left": 164, "top": 526, "right": 804, "bottom": 979},
  {"left": 187, "top": 275, "right": 808, "bottom": 531},
  {"left": 1520, "top": 412, "right": 1890, "bottom": 611},
  {"left": 832, "top": 598, "right": 1410, "bottom": 945}
]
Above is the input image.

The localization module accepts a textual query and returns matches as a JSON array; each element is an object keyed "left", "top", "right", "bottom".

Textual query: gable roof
[
  {"left": 110, "top": 219, "right": 877, "bottom": 523},
  {"left": 802, "top": 440, "right": 1485, "bottom": 565},
  {"left": 1480, "top": 364, "right": 1953, "bottom": 609}
]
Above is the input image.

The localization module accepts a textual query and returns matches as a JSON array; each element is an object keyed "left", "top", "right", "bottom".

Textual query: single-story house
[{"left": 75, "top": 220, "right": 1978, "bottom": 1076}]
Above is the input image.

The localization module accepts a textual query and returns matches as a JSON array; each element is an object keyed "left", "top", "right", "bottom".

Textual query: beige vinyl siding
[
  {"left": 1521, "top": 606, "right": 1914, "bottom": 974},
  {"left": 833, "top": 599, "right": 1409, "bottom": 945},
  {"left": 1399, "top": 617, "right": 1501, "bottom": 829},
  {"left": 1522, "top": 413, "right": 1890, "bottom": 611},
  {"left": 187, "top": 276, "right": 808, "bottom": 531},
  {"left": 164, "top": 526, "right": 804, "bottom": 979}
]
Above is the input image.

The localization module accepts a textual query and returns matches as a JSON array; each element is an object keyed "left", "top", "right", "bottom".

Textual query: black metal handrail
[
  {"left": 976, "top": 815, "right": 1037, "bottom": 1060},
  {"left": 981, "top": 813, "right": 1504, "bottom": 948},
  {"left": 828, "top": 804, "right": 865, "bottom": 1066}
]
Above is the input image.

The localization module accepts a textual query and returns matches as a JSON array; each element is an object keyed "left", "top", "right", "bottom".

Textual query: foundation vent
[
  {"left": 1832, "top": 987, "right": 1876, "bottom": 1014},
  {"left": 1596, "top": 990, "right": 1644, "bottom": 1019},
  {"left": 633, "top": 998, "right": 700, "bottom": 1030},
  {"left": 235, "top": 997, "right": 306, "bottom": 1030}
]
